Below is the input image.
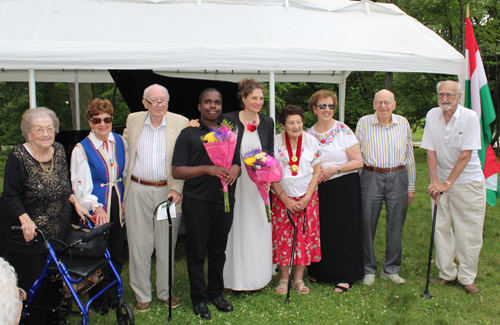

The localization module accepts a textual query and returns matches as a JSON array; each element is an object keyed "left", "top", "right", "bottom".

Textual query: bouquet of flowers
[
  {"left": 242, "top": 148, "right": 283, "bottom": 222},
  {"left": 201, "top": 120, "right": 238, "bottom": 212}
]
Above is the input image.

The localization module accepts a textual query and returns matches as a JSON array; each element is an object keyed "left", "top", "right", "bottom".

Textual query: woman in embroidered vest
[
  {"left": 222, "top": 79, "right": 275, "bottom": 293},
  {"left": 2, "top": 107, "right": 90, "bottom": 325},
  {"left": 306, "top": 90, "right": 364, "bottom": 293},
  {"left": 271, "top": 105, "right": 322, "bottom": 295},
  {"left": 70, "top": 99, "right": 128, "bottom": 315}
]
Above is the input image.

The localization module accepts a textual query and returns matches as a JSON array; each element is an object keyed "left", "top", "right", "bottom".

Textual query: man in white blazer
[{"left": 123, "top": 84, "right": 188, "bottom": 312}]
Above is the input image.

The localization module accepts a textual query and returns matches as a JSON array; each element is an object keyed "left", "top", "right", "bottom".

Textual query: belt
[
  {"left": 363, "top": 165, "right": 405, "bottom": 173},
  {"left": 131, "top": 175, "right": 168, "bottom": 187}
]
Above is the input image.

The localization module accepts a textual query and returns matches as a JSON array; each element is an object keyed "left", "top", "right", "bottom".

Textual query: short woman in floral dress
[
  {"left": 271, "top": 105, "right": 322, "bottom": 295},
  {"left": 306, "top": 90, "right": 364, "bottom": 293}
]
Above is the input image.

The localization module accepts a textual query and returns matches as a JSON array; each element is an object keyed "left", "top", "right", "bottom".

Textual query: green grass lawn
[{"left": 27, "top": 148, "right": 500, "bottom": 323}]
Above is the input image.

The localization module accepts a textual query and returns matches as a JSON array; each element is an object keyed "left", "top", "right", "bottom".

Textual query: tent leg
[
  {"left": 338, "top": 71, "right": 350, "bottom": 123},
  {"left": 75, "top": 70, "right": 81, "bottom": 130},
  {"left": 269, "top": 70, "right": 276, "bottom": 133},
  {"left": 29, "top": 69, "right": 36, "bottom": 109}
]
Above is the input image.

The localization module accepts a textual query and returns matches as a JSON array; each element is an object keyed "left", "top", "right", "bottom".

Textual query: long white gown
[{"left": 223, "top": 130, "right": 273, "bottom": 290}]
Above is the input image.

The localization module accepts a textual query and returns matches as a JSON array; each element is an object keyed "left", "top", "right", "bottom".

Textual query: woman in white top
[
  {"left": 271, "top": 104, "right": 322, "bottom": 295},
  {"left": 306, "top": 90, "right": 364, "bottom": 293},
  {"left": 70, "top": 99, "right": 129, "bottom": 314}
]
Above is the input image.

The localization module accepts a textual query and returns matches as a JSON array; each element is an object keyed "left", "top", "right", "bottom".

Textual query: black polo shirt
[{"left": 172, "top": 121, "right": 240, "bottom": 205}]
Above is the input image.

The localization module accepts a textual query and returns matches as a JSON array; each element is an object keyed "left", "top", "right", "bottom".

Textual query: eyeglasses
[
  {"left": 18, "top": 288, "right": 26, "bottom": 302},
  {"left": 317, "top": 104, "right": 335, "bottom": 110},
  {"left": 374, "top": 100, "right": 394, "bottom": 107},
  {"left": 144, "top": 98, "right": 169, "bottom": 106},
  {"left": 438, "top": 93, "right": 459, "bottom": 99},
  {"left": 32, "top": 127, "right": 55, "bottom": 135},
  {"left": 90, "top": 117, "right": 113, "bottom": 124}
]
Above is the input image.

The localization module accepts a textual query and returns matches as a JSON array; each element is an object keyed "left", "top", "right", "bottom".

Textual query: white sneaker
[
  {"left": 380, "top": 271, "right": 405, "bottom": 284},
  {"left": 362, "top": 274, "right": 375, "bottom": 286}
]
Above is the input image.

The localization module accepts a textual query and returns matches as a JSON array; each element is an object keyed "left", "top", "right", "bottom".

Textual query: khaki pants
[
  {"left": 124, "top": 181, "right": 181, "bottom": 302},
  {"left": 433, "top": 179, "right": 486, "bottom": 285}
]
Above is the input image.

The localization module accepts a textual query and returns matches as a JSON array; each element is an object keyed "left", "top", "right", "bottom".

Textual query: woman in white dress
[{"left": 222, "top": 79, "right": 275, "bottom": 293}]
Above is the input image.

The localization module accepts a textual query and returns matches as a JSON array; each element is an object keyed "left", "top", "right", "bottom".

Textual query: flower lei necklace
[
  {"left": 246, "top": 120, "right": 257, "bottom": 132},
  {"left": 285, "top": 132, "right": 302, "bottom": 176}
]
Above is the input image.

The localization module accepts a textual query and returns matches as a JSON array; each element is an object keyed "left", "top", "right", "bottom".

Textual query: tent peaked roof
[{"left": 0, "top": 0, "right": 464, "bottom": 83}]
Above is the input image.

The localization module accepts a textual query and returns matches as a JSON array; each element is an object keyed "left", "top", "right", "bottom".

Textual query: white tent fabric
[
  {"left": 0, "top": 0, "right": 464, "bottom": 123},
  {"left": 0, "top": 0, "right": 464, "bottom": 77}
]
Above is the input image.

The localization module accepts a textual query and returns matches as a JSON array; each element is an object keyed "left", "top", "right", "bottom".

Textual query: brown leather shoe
[
  {"left": 136, "top": 301, "right": 150, "bottom": 312},
  {"left": 464, "top": 283, "right": 480, "bottom": 294},
  {"left": 430, "top": 277, "right": 456, "bottom": 285},
  {"left": 160, "top": 295, "right": 180, "bottom": 308}
]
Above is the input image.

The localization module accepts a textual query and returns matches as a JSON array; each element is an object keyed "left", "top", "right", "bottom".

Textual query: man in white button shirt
[
  {"left": 421, "top": 80, "right": 486, "bottom": 294},
  {"left": 123, "top": 84, "right": 189, "bottom": 311}
]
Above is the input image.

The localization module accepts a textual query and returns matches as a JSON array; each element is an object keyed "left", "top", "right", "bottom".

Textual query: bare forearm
[
  {"left": 447, "top": 151, "right": 472, "bottom": 184},
  {"left": 172, "top": 165, "right": 209, "bottom": 180},
  {"left": 426, "top": 150, "right": 439, "bottom": 184}
]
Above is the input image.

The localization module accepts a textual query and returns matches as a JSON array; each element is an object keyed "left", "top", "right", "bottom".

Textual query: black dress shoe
[
  {"left": 193, "top": 302, "right": 212, "bottom": 320},
  {"left": 210, "top": 296, "right": 234, "bottom": 313}
]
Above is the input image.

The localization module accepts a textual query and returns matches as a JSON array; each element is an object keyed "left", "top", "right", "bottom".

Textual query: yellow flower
[
  {"left": 203, "top": 132, "right": 217, "bottom": 143},
  {"left": 243, "top": 157, "right": 257, "bottom": 166},
  {"left": 254, "top": 152, "right": 266, "bottom": 160}
]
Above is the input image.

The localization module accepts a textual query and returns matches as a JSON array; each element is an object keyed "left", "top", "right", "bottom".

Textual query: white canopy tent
[{"left": 0, "top": 0, "right": 465, "bottom": 126}]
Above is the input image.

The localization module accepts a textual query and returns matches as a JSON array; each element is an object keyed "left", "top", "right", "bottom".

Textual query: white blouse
[
  {"left": 307, "top": 121, "right": 359, "bottom": 181},
  {"left": 70, "top": 131, "right": 129, "bottom": 212},
  {"left": 274, "top": 131, "right": 321, "bottom": 197}
]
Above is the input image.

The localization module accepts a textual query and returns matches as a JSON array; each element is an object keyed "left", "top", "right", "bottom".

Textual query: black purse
[{"left": 65, "top": 224, "right": 109, "bottom": 258}]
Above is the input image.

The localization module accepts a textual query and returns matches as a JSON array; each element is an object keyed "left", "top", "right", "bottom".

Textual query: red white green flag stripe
[{"left": 465, "top": 17, "right": 500, "bottom": 206}]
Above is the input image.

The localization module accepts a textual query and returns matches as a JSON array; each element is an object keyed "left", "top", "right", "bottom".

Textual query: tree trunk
[
  {"left": 460, "top": 0, "right": 465, "bottom": 54},
  {"left": 384, "top": 72, "right": 393, "bottom": 91},
  {"left": 67, "top": 83, "right": 93, "bottom": 130}
]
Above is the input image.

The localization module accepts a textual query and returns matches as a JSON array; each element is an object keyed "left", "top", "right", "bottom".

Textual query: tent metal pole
[
  {"left": 269, "top": 70, "right": 276, "bottom": 133},
  {"left": 339, "top": 71, "right": 347, "bottom": 123},
  {"left": 75, "top": 70, "right": 81, "bottom": 130},
  {"left": 29, "top": 69, "right": 36, "bottom": 109}
]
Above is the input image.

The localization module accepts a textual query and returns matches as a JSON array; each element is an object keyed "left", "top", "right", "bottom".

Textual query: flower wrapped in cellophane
[
  {"left": 201, "top": 120, "right": 238, "bottom": 212},
  {"left": 242, "top": 148, "right": 283, "bottom": 222}
]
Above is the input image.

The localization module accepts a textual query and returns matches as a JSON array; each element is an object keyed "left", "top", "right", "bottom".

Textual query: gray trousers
[
  {"left": 124, "top": 181, "right": 181, "bottom": 303},
  {"left": 360, "top": 168, "right": 408, "bottom": 275}
]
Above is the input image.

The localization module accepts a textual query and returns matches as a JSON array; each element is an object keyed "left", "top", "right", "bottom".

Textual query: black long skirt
[{"left": 307, "top": 172, "right": 364, "bottom": 284}]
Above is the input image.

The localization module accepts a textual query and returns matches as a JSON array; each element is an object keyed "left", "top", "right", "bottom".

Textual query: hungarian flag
[{"left": 465, "top": 17, "right": 500, "bottom": 206}]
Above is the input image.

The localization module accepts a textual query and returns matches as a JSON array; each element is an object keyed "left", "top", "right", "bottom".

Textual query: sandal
[
  {"left": 292, "top": 279, "right": 310, "bottom": 294},
  {"left": 334, "top": 283, "right": 350, "bottom": 293},
  {"left": 309, "top": 277, "right": 317, "bottom": 283},
  {"left": 276, "top": 279, "right": 288, "bottom": 294}
]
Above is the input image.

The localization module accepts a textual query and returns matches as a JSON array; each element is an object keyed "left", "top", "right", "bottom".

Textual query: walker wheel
[{"left": 116, "top": 301, "right": 135, "bottom": 325}]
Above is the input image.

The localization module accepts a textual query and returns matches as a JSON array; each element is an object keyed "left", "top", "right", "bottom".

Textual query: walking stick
[
  {"left": 286, "top": 209, "right": 297, "bottom": 304},
  {"left": 166, "top": 197, "right": 174, "bottom": 321},
  {"left": 421, "top": 197, "right": 440, "bottom": 299}
]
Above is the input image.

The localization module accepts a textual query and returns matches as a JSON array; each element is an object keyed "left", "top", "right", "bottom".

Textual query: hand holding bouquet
[
  {"left": 201, "top": 120, "right": 238, "bottom": 212},
  {"left": 242, "top": 148, "right": 283, "bottom": 222}
]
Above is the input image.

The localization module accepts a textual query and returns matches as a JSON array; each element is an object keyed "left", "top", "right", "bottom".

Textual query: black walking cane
[
  {"left": 421, "top": 196, "right": 440, "bottom": 299},
  {"left": 286, "top": 209, "right": 298, "bottom": 304},
  {"left": 165, "top": 196, "right": 174, "bottom": 321}
]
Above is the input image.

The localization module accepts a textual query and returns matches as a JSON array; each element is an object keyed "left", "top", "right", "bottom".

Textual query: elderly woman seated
[{"left": 0, "top": 257, "right": 26, "bottom": 325}]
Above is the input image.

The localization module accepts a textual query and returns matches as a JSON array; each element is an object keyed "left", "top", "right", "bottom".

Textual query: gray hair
[
  {"left": 143, "top": 84, "right": 169, "bottom": 99},
  {"left": 0, "top": 257, "right": 22, "bottom": 325},
  {"left": 20, "top": 107, "right": 60, "bottom": 141},
  {"left": 373, "top": 89, "right": 395, "bottom": 101},
  {"left": 437, "top": 80, "right": 461, "bottom": 94}
]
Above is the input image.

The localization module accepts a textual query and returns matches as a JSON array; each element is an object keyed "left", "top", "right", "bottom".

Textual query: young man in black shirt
[{"left": 172, "top": 88, "right": 240, "bottom": 320}]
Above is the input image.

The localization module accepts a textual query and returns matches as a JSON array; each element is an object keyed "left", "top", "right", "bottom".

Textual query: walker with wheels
[{"left": 12, "top": 220, "right": 135, "bottom": 325}]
